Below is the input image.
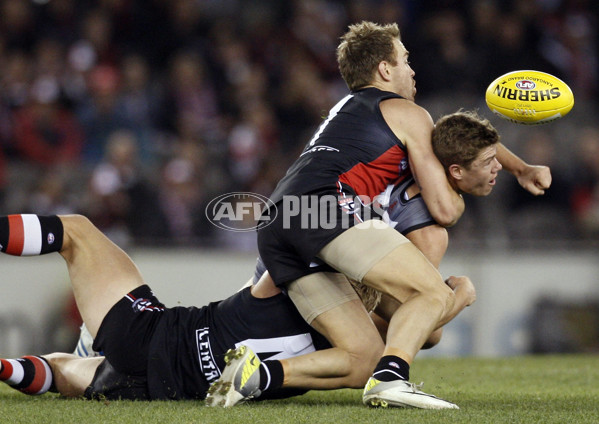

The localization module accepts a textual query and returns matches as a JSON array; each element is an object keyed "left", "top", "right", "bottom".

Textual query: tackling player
[{"left": 207, "top": 108, "right": 551, "bottom": 408}]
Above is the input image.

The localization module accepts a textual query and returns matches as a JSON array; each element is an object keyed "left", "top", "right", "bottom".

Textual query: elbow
[
  {"left": 423, "top": 192, "right": 465, "bottom": 227},
  {"left": 435, "top": 216, "right": 458, "bottom": 228},
  {"left": 432, "top": 209, "right": 462, "bottom": 227},
  {"left": 431, "top": 199, "right": 465, "bottom": 227}
]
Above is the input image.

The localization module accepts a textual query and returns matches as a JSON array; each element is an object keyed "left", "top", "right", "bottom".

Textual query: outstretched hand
[{"left": 518, "top": 165, "right": 552, "bottom": 195}]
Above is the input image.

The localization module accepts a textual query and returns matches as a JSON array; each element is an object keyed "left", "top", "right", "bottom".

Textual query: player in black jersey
[
  {"left": 0, "top": 214, "right": 330, "bottom": 400},
  {"left": 245, "top": 21, "right": 476, "bottom": 409},
  {"left": 211, "top": 21, "right": 552, "bottom": 409},
  {"left": 251, "top": 22, "right": 468, "bottom": 409}
]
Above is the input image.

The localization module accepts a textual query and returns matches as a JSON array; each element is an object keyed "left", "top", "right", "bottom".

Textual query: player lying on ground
[
  {"left": 0, "top": 214, "right": 476, "bottom": 400},
  {"left": 205, "top": 109, "right": 552, "bottom": 409}
]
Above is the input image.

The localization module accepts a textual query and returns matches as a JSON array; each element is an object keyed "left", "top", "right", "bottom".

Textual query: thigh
[
  {"left": 363, "top": 242, "right": 447, "bottom": 304},
  {"left": 287, "top": 272, "right": 383, "bottom": 356},
  {"left": 258, "top": 188, "right": 363, "bottom": 286},
  {"left": 93, "top": 285, "right": 165, "bottom": 375},
  {"left": 59, "top": 215, "right": 145, "bottom": 337},
  {"left": 287, "top": 272, "right": 360, "bottom": 324},
  {"left": 309, "top": 298, "right": 384, "bottom": 357},
  {"left": 318, "top": 218, "right": 447, "bottom": 307},
  {"left": 317, "top": 219, "right": 409, "bottom": 282}
]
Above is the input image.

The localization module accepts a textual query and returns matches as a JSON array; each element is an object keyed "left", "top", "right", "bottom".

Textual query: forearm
[
  {"left": 436, "top": 290, "right": 468, "bottom": 329},
  {"left": 496, "top": 143, "right": 552, "bottom": 195},
  {"left": 435, "top": 277, "right": 476, "bottom": 330},
  {"left": 425, "top": 189, "right": 465, "bottom": 227},
  {"left": 396, "top": 102, "right": 465, "bottom": 227},
  {"left": 415, "top": 169, "right": 465, "bottom": 227},
  {"left": 496, "top": 142, "right": 528, "bottom": 177}
]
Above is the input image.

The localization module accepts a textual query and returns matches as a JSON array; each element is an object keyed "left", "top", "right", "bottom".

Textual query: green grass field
[{"left": 1, "top": 354, "right": 598, "bottom": 424}]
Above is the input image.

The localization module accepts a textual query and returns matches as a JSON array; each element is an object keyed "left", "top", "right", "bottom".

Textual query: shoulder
[
  {"left": 380, "top": 98, "right": 433, "bottom": 123},
  {"left": 379, "top": 99, "right": 434, "bottom": 144}
]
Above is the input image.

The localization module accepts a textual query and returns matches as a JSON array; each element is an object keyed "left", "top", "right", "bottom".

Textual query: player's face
[
  {"left": 455, "top": 144, "right": 502, "bottom": 196},
  {"left": 390, "top": 40, "right": 416, "bottom": 100}
]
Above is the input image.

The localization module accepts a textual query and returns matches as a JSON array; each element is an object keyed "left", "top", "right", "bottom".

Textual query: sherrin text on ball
[{"left": 485, "top": 70, "right": 574, "bottom": 124}]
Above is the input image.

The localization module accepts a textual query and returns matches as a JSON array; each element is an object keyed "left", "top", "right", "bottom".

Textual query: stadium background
[{"left": 0, "top": 0, "right": 598, "bottom": 357}]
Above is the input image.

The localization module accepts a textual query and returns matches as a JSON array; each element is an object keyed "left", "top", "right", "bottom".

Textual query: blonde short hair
[{"left": 337, "top": 21, "right": 401, "bottom": 91}]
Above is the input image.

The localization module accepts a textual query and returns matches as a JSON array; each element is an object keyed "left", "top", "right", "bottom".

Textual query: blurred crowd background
[{"left": 1, "top": 0, "right": 598, "bottom": 251}]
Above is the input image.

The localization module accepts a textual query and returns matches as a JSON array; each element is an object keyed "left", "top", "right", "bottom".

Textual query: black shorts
[
  {"left": 257, "top": 187, "right": 371, "bottom": 285},
  {"left": 92, "top": 285, "right": 165, "bottom": 375}
]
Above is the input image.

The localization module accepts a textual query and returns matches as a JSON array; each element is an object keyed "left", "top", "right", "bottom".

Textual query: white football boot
[
  {"left": 205, "top": 345, "right": 262, "bottom": 407},
  {"left": 363, "top": 377, "right": 459, "bottom": 409}
]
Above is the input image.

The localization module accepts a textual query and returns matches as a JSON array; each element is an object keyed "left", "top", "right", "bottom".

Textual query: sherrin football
[{"left": 485, "top": 70, "right": 574, "bottom": 124}]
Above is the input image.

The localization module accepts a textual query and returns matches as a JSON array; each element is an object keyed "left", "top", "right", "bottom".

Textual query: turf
[{"left": 1, "top": 354, "right": 598, "bottom": 424}]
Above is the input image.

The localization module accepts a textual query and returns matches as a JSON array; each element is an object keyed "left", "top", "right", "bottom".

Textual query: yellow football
[{"left": 485, "top": 70, "right": 574, "bottom": 124}]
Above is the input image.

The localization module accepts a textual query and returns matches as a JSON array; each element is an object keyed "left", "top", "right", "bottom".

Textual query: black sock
[
  {"left": 372, "top": 355, "right": 410, "bottom": 381},
  {"left": 258, "top": 360, "right": 284, "bottom": 392},
  {"left": 38, "top": 216, "right": 64, "bottom": 254},
  {"left": 0, "top": 215, "right": 63, "bottom": 256}
]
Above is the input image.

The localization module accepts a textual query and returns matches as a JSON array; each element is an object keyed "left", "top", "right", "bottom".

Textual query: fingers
[
  {"left": 533, "top": 166, "right": 552, "bottom": 192},
  {"left": 445, "top": 276, "right": 476, "bottom": 305},
  {"left": 444, "top": 275, "right": 463, "bottom": 290},
  {"left": 522, "top": 166, "right": 552, "bottom": 195},
  {"left": 444, "top": 276, "right": 456, "bottom": 289},
  {"left": 529, "top": 184, "right": 545, "bottom": 196}
]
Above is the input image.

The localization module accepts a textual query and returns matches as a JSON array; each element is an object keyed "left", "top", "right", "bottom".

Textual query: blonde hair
[
  {"left": 337, "top": 21, "right": 401, "bottom": 91},
  {"left": 349, "top": 279, "right": 382, "bottom": 312}
]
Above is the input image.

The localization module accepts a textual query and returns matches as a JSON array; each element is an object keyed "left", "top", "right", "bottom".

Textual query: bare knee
[
  {"left": 59, "top": 214, "right": 97, "bottom": 254},
  {"left": 397, "top": 278, "right": 456, "bottom": 321},
  {"left": 60, "top": 214, "right": 95, "bottom": 238}
]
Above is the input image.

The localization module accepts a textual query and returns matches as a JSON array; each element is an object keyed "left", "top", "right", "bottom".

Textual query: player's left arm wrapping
[
  {"left": 496, "top": 143, "right": 552, "bottom": 195},
  {"left": 390, "top": 102, "right": 465, "bottom": 226}
]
